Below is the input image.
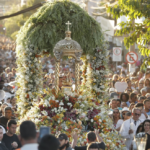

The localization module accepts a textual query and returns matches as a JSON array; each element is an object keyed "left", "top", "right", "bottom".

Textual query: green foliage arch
[{"left": 17, "top": 1, "right": 104, "bottom": 55}]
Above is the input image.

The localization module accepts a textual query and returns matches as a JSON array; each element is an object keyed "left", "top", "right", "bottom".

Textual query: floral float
[{"left": 16, "top": 1, "right": 126, "bottom": 150}]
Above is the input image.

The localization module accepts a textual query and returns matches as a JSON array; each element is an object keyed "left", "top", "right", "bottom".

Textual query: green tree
[
  {"left": 107, "top": 0, "right": 150, "bottom": 68},
  {"left": 4, "top": 0, "right": 44, "bottom": 40}
]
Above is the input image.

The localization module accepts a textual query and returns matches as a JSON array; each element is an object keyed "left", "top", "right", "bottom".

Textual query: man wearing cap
[
  {"left": 122, "top": 107, "right": 130, "bottom": 120},
  {"left": 120, "top": 108, "right": 144, "bottom": 150},
  {"left": 57, "top": 133, "right": 72, "bottom": 150}
]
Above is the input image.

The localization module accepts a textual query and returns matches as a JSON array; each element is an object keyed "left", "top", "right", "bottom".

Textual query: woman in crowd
[
  {"left": 133, "top": 120, "right": 150, "bottom": 150},
  {"left": 136, "top": 123, "right": 143, "bottom": 134},
  {"left": 112, "top": 108, "right": 123, "bottom": 131},
  {"left": 141, "top": 120, "right": 150, "bottom": 133},
  {"left": 0, "top": 103, "right": 8, "bottom": 116},
  {"left": 10, "top": 96, "right": 17, "bottom": 108},
  {"left": 144, "top": 78, "right": 150, "bottom": 88},
  {"left": 120, "top": 93, "right": 129, "bottom": 102},
  {"left": 144, "top": 120, "right": 150, "bottom": 150}
]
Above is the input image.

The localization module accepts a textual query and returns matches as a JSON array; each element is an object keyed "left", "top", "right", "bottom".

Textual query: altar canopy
[
  {"left": 16, "top": 1, "right": 125, "bottom": 149},
  {"left": 53, "top": 21, "right": 83, "bottom": 94}
]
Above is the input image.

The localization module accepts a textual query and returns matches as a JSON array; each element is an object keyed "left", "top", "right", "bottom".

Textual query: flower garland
[
  {"left": 16, "top": 44, "right": 43, "bottom": 116},
  {"left": 90, "top": 47, "right": 109, "bottom": 102}
]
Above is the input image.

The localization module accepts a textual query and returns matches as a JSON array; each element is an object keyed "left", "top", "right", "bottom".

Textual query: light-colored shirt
[
  {"left": 0, "top": 125, "right": 6, "bottom": 134},
  {"left": 119, "top": 118, "right": 144, "bottom": 150},
  {"left": 21, "top": 143, "right": 38, "bottom": 150},
  {"left": 139, "top": 113, "right": 146, "bottom": 120},
  {"left": 146, "top": 110, "right": 150, "bottom": 115},
  {"left": 126, "top": 101, "right": 138, "bottom": 107},
  {"left": 116, "top": 119, "right": 124, "bottom": 129}
]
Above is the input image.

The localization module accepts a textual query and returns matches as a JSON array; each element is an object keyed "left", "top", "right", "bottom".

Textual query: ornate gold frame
[{"left": 53, "top": 21, "right": 83, "bottom": 94}]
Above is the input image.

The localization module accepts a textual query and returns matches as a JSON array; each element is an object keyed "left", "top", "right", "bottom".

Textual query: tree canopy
[
  {"left": 4, "top": 0, "right": 44, "bottom": 40},
  {"left": 108, "top": 0, "right": 150, "bottom": 68}
]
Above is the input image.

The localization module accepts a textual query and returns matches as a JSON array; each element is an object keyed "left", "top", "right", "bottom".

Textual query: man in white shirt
[
  {"left": 18, "top": 121, "right": 38, "bottom": 150},
  {"left": 120, "top": 108, "right": 144, "bottom": 150}
]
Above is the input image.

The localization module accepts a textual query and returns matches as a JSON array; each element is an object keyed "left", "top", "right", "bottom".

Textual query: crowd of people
[
  {"left": 0, "top": 119, "right": 105, "bottom": 150},
  {"left": 107, "top": 63, "right": 150, "bottom": 149},
  {"left": 0, "top": 36, "right": 105, "bottom": 150},
  {"left": 0, "top": 34, "right": 150, "bottom": 150}
]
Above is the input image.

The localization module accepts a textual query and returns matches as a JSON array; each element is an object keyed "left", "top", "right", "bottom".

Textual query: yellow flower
[
  {"left": 59, "top": 114, "right": 64, "bottom": 118},
  {"left": 45, "top": 120, "right": 49, "bottom": 124}
]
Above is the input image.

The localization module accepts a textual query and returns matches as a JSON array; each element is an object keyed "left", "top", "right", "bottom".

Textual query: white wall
[{"left": 21, "top": 0, "right": 28, "bottom": 6}]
